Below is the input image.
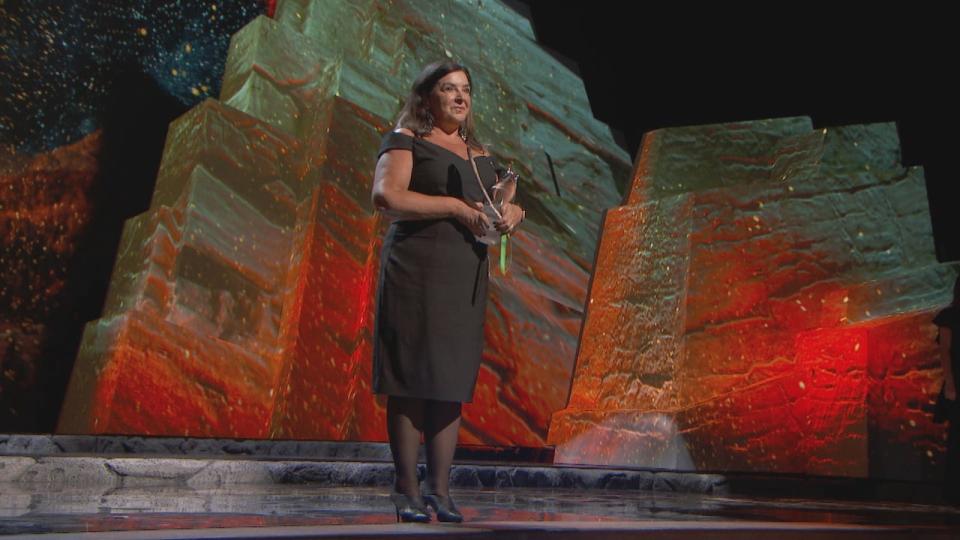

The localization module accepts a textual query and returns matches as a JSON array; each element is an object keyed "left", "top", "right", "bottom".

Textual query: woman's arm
[
  {"left": 371, "top": 148, "right": 458, "bottom": 220},
  {"left": 941, "top": 327, "right": 955, "bottom": 400},
  {"left": 371, "top": 131, "right": 490, "bottom": 235}
]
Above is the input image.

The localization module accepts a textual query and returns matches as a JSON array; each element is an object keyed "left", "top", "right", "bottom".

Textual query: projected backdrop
[
  {"left": 1, "top": 0, "right": 953, "bottom": 483},
  {"left": 55, "top": 0, "right": 630, "bottom": 447}
]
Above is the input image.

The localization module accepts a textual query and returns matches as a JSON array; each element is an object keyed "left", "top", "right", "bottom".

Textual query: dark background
[{"left": 516, "top": 2, "right": 958, "bottom": 261}]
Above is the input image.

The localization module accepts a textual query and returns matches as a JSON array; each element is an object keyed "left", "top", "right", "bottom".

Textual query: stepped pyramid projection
[
  {"left": 57, "top": 0, "right": 629, "bottom": 444},
  {"left": 549, "top": 118, "right": 958, "bottom": 479}
]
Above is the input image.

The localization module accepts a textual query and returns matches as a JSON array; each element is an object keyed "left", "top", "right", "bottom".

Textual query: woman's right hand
[{"left": 453, "top": 199, "right": 491, "bottom": 237}]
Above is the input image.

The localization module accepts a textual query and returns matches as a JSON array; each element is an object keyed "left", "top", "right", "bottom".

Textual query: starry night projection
[
  {"left": 1, "top": 0, "right": 269, "bottom": 432},
  {"left": 1, "top": 0, "right": 267, "bottom": 154}
]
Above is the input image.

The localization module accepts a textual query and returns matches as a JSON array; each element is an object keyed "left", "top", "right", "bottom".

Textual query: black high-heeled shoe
[
  {"left": 390, "top": 490, "right": 430, "bottom": 523},
  {"left": 422, "top": 491, "right": 463, "bottom": 523}
]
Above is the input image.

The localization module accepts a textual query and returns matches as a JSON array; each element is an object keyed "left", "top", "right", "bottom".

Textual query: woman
[
  {"left": 934, "top": 274, "right": 960, "bottom": 503},
  {"left": 370, "top": 61, "right": 524, "bottom": 523}
]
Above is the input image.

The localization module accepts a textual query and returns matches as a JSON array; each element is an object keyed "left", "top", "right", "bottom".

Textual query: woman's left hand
[{"left": 495, "top": 202, "right": 524, "bottom": 234}]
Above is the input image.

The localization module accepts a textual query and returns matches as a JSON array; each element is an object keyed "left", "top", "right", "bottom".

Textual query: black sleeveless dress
[{"left": 372, "top": 131, "right": 498, "bottom": 403}]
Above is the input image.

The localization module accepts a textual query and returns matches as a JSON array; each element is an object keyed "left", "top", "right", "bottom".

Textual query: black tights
[{"left": 387, "top": 396, "right": 462, "bottom": 498}]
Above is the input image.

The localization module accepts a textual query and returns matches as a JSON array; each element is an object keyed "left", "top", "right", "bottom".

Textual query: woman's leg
[
  {"left": 423, "top": 399, "right": 462, "bottom": 497},
  {"left": 387, "top": 395, "right": 425, "bottom": 496}
]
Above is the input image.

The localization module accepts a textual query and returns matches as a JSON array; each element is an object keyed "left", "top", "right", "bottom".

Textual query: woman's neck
[{"left": 431, "top": 122, "right": 461, "bottom": 139}]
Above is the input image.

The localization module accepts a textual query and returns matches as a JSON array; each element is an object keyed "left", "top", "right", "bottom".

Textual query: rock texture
[
  {"left": 549, "top": 118, "right": 958, "bottom": 480},
  {"left": 57, "top": 0, "right": 629, "bottom": 446}
]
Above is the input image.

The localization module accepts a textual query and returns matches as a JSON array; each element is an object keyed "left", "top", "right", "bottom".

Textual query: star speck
[{"left": 1, "top": 0, "right": 266, "bottom": 154}]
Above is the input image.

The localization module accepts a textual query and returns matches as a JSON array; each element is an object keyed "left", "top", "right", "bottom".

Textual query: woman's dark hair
[{"left": 396, "top": 61, "right": 483, "bottom": 150}]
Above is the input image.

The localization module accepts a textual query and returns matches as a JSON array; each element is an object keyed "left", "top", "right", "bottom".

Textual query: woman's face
[{"left": 428, "top": 70, "right": 471, "bottom": 129}]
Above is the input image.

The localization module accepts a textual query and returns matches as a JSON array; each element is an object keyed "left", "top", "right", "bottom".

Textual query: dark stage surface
[
  {"left": 3, "top": 476, "right": 960, "bottom": 539},
  {"left": 2, "top": 437, "right": 960, "bottom": 539}
]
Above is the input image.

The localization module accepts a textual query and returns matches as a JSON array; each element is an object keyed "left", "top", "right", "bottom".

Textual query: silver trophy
[{"left": 475, "top": 165, "right": 519, "bottom": 245}]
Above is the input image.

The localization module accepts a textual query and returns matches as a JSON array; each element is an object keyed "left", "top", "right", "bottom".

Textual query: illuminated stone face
[
  {"left": 549, "top": 118, "right": 957, "bottom": 479},
  {"left": 57, "top": 0, "right": 629, "bottom": 444}
]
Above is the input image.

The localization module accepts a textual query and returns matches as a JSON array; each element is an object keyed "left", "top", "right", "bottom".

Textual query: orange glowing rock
[
  {"left": 58, "top": 0, "right": 628, "bottom": 445},
  {"left": 549, "top": 118, "right": 958, "bottom": 477}
]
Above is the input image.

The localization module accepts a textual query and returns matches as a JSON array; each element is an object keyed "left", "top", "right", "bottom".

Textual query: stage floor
[{"left": 2, "top": 484, "right": 959, "bottom": 539}]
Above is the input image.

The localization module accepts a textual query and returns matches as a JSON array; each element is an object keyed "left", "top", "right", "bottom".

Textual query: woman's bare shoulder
[{"left": 393, "top": 127, "right": 415, "bottom": 137}]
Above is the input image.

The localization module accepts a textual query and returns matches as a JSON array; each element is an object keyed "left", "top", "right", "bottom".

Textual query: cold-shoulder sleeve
[{"left": 377, "top": 131, "right": 414, "bottom": 159}]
